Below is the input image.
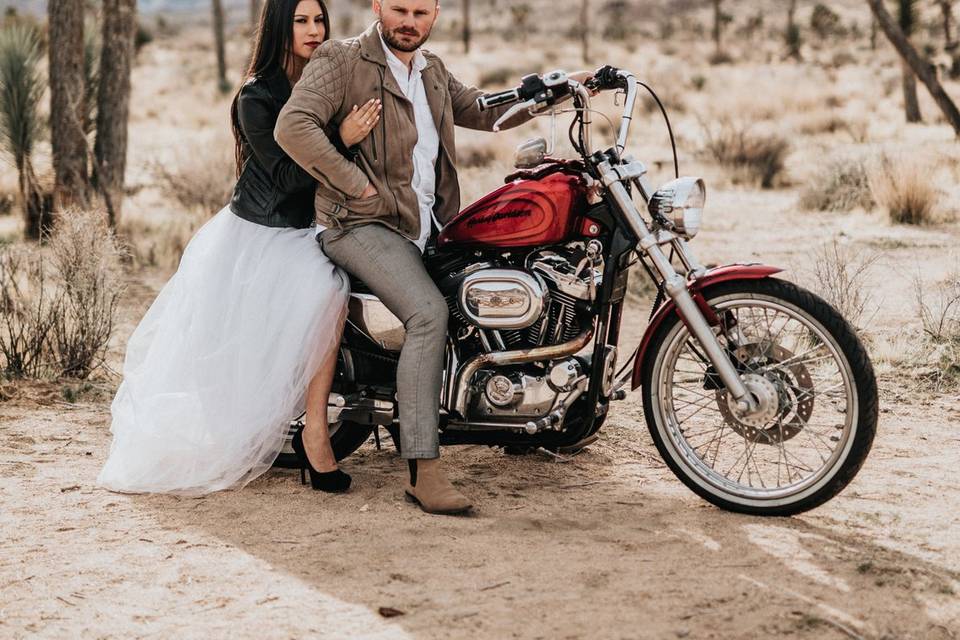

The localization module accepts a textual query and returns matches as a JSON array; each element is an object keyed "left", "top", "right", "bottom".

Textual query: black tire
[{"left": 640, "top": 278, "right": 878, "bottom": 516}]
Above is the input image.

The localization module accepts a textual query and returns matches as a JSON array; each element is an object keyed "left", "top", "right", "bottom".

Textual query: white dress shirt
[{"left": 315, "top": 30, "right": 441, "bottom": 253}]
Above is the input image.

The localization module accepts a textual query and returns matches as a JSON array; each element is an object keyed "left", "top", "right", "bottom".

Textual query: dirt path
[{"left": 1, "top": 372, "right": 958, "bottom": 639}]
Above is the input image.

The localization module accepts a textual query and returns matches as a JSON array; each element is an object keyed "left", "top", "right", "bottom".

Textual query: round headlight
[{"left": 648, "top": 177, "right": 706, "bottom": 239}]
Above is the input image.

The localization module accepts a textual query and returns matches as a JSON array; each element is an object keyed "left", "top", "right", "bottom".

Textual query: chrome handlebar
[{"left": 485, "top": 66, "right": 639, "bottom": 159}]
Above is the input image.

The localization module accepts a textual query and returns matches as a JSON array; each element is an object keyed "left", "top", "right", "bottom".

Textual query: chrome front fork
[{"left": 599, "top": 160, "right": 757, "bottom": 413}]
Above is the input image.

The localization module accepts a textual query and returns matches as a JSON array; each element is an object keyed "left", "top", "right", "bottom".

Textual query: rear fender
[{"left": 631, "top": 264, "right": 784, "bottom": 390}]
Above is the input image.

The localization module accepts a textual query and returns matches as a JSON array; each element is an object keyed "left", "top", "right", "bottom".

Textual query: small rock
[
  {"left": 378, "top": 607, "right": 405, "bottom": 618},
  {"left": 359, "top": 504, "right": 370, "bottom": 512}
]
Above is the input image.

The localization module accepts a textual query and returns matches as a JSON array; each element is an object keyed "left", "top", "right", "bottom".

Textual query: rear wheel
[
  {"left": 273, "top": 346, "right": 376, "bottom": 468},
  {"left": 640, "top": 278, "right": 877, "bottom": 516}
]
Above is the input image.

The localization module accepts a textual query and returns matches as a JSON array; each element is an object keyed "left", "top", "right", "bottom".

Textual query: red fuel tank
[{"left": 437, "top": 172, "right": 587, "bottom": 249}]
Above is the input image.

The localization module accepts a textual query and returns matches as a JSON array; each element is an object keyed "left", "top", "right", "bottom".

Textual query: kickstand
[
  {"left": 535, "top": 447, "right": 574, "bottom": 463},
  {"left": 373, "top": 427, "right": 382, "bottom": 451}
]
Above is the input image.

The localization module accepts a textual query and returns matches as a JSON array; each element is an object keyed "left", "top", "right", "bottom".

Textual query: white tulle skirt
[{"left": 97, "top": 207, "right": 349, "bottom": 496}]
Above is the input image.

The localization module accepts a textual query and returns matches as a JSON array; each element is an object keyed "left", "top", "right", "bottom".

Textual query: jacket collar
[
  {"left": 261, "top": 67, "right": 292, "bottom": 104},
  {"left": 358, "top": 21, "right": 435, "bottom": 71},
  {"left": 358, "top": 21, "right": 446, "bottom": 126}
]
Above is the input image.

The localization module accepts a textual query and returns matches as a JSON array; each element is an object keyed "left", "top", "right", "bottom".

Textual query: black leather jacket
[{"left": 230, "top": 71, "right": 318, "bottom": 229}]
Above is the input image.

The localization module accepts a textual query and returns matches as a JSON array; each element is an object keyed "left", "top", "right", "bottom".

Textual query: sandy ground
[{"left": 3, "top": 195, "right": 959, "bottom": 639}]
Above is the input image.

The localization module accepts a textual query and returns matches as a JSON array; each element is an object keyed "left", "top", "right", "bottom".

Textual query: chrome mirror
[{"left": 514, "top": 137, "right": 547, "bottom": 169}]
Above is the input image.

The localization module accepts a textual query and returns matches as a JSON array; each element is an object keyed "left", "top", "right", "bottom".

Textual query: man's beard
[{"left": 380, "top": 22, "right": 431, "bottom": 52}]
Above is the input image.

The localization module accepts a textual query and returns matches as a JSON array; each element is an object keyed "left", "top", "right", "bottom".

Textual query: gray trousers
[{"left": 319, "top": 224, "right": 446, "bottom": 459}]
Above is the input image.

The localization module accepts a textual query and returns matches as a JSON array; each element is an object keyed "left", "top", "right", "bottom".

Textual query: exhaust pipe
[{"left": 450, "top": 327, "right": 594, "bottom": 419}]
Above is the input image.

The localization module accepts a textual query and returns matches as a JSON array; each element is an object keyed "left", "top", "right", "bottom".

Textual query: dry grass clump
[
  {"left": 152, "top": 144, "right": 234, "bottom": 215},
  {"left": 701, "top": 119, "right": 790, "bottom": 189},
  {"left": 0, "top": 210, "right": 125, "bottom": 380},
  {"left": 120, "top": 212, "right": 205, "bottom": 270},
  {"left": 913, "top": 266, "right": 960, "bottom": 390},
  {"left": 809, "top": 238, "right": 878, "bottom": 333},
  {"left": 458, "top": 144, "right": 498, "bottom": 169},
  {"left": 800, "top": 158, "right": 874, "bottom": 212},
  {"left": 870, "top": 155, "right": 940, "bottom": 225}
]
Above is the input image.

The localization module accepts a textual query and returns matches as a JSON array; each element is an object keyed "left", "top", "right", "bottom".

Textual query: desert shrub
[
  {"left": 914, "top": 267, "right": 960, "bottom": 389},
  {"left": 0, "top": 210, "right": 124, "bottom": 380},
  {"left": 602, "top": 0, "right": 635, "bottom": 40},
  {"left": 478, "top": 66, "right": 516, "bottom": 89},
  {"left": 810, "top": 238, "right": 878, "bottom": 332},
  {"left": 800, "top": 158, "right": 874, "bottom": 212},
  {"left": 701, "top": 120, "right": 790, "bottom": 188},
  {"left": 810, "top": 4, "right": 845, "bottom": 39},
  {"left": 708, "top": 51, "right": 734, "bottom": 65},
  {"left": 459, "top": 144, "right": 497, "bottom": 169},
  {"left": 870, "top": 154, "right": 939, "bottom": 225},
  {"left": 120, "top": 210, "right": 207, "bottom": 270},
  {"left": 135, "top": 22, "right": 154, "bottom": 53},
  {"left": 153, "top": 144, "right": 234, "bottom": 215},
  {"left": 47, "top": 210, "right": 125, "bottom": 378},
  {"left": 0, "top": 247, "right": 58, "bottom": 378},
  {"left": 797, "top": 112, "right": 850, "bottom": 136}
]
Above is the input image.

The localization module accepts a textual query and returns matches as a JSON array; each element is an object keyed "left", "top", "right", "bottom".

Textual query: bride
[{"left": 98, "top": 0, "right": 381, "bottom": 495}]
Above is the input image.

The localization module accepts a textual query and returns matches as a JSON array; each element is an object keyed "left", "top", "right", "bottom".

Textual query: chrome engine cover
[
  {"left": 458, "top": 269, "right": 546, "bottom": 330},
  {"left": 471, "top": 370, "right": 558, "bottom": 421}
]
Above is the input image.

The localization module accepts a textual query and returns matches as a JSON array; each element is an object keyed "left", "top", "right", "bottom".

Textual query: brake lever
[{"left": 492, "top": 98, "right": 537, "bottom": 132}]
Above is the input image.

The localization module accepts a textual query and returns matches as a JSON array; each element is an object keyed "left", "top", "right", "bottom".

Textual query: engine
[
  {"left": 441, "top": 241, "right": 601, "bottom": 348},
  {"left": 438, "top": 240, "right": 603, "bottom": 425}
]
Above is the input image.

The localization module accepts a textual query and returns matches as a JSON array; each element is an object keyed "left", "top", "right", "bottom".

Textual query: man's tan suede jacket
[{"left": 274, "top": 22, "right": 526, "bottom": 242}]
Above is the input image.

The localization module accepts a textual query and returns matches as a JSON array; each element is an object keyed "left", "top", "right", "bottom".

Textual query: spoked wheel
[{"left": 640, "top": 278, "right": 878, "bottom": 516}]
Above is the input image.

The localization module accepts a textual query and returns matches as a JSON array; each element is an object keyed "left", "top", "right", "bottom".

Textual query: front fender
[{"left": 631, "top": 264, "right": 784, "bottom": 390}]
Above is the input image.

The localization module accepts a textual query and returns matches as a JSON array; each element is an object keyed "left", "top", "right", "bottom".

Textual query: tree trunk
[
  {"left": 866, "top": 0, "right": 960, "bottom": 136},
  {"left": 870, "top": 14, "right": 878, "bottom": 50},
  {"left": 212, "top": 0, "right": 228, "bottom": 92},
  {"left": 712, "top": 0, "right": 723, "bottom": 56},
  {"left": 902, "top": 60, "right": 922, "bottom": 122},
  {"left": 462, "top": 0, "right": 470, "bottom": 53},
  {"left": 940, "top": 0, "right": 955, "bottom": 47},
  {"left": 786, "top": 0, "right": 801, "bottom": 60},
  {"left": 19, "top": 158, "right": 46, "bottom": 240},
  {"left": 48, "top": 0, "right": 89, "bottom": 211},
  {"left": 94, "top": 0, "right": 136, "bottom": 227},
  {"left": 580, "top": 0, "right": 589, "bottom": 63}
]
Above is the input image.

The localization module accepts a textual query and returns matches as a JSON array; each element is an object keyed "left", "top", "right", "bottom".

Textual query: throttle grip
[{"left": 477, "top": 88, "right": 521, "bottom": 111}]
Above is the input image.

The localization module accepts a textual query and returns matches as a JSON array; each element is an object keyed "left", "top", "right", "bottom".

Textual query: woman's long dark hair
[{"left": 230, "top": 0, "right": 331, "bottom": 177}]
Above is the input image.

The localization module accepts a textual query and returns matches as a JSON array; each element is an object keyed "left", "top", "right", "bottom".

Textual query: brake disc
[{"left": 715, "top": 343, "right": 814, "bottom": 444}]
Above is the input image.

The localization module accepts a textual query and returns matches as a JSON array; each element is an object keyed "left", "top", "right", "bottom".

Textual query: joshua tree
[
  {"left": 48, "top": 0, "right": 89, "bottom": 210},
  {"left": 938, "top": 0, "right": 960, "bottom": 77},
  {"left": 83, "top": 24, "right": 100, "bottom": 136},
  {"left": 785, "top": 0, "right": 802, "bottom": 60},
  {"left": 712, "top": 0, "right": 724, "bottom": 58},
  {"left": 866, "top": 0, "right": 960, "bottom": 136},
  {"left": 581, "top": 0, "right": 590, "bottom": 63},
  {"left": 462, "top": 0, "right": 470, "bottom": 53},
  {"left": 94, "top": 0, "right": 137, "bottom": 227},
  {"left": 212, "top": 0, "right": 228, "bottom": 93},
  {"left": 898, "top": 0, "right": 922, "bottom": 123},
  {"left": 0, "top": 25, "right": 45, "bottom": 239}
]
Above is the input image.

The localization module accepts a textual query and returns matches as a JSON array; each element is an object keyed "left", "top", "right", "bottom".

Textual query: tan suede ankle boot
[{"left": 404, "top": 458, "right": 473, "bottom": 515}]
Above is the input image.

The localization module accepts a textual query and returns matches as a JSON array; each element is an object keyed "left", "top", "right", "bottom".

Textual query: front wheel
[{"left": 640, "top": 278, "right": 878, "bottom": 516}]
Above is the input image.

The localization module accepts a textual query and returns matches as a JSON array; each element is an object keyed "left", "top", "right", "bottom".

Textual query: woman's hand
[{"left": 339, "top": 99, "right": 382, "bottom": 148}]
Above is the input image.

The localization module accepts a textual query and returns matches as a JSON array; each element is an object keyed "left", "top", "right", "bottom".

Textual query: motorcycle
[{"left": 277, "top": 65, "right": 878, "bottom": 516}]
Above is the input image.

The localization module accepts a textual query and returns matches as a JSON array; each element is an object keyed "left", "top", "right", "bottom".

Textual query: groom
[{"left": 275, "top": 0, "right": 532, "bottom": 515}]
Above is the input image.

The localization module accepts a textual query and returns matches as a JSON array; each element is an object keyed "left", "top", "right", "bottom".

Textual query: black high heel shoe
[{"left": 291, "top": 429, "right": 352, "bottom": 493}]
